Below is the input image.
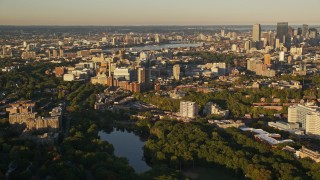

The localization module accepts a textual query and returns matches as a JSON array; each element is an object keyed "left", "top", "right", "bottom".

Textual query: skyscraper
[
  {"left": 52, "top": 49, "right": 58, "bottom": 58},
  {"left": 279, "top": 51, "right": 285, "bottom": 61},
  {"left": 277, "top": 22, "right": 288, "bottom": 44},
  {"left": 252, "top": 24, "right": 261, "bottom": 42},
  {"left": 173, "top": 64, "right": 180, "bottom": 80},
  {"left": 269, "top": 31, "right": 275, "bottom": 48},
  {"left": 59, "top": 49, "right": 64, "bottom": 58},
  {"left": 297, "top": 28, "right": 302, "bottom": 36},
  {"left": 275, "top": 38, "right": 280, "bottom": 49},
  {"left": 144, "top": 52, "right": 151, "bottom": 83},
  {"left": 264, "top": 54, "right": 271, "bottom": 65},
  {"left": 137, "top": 67, "right": 146, "bottom": 84},
  {"left": 288, "top": 26, "right": 294, "bottom": 36},
  {"left": 302, "top": 24, "right": 309, "bottom": 37},
  {"left": 154, "top": 34, "right": 160, "bottom": 43},
  {"left": 221, "top": 29, "right": 225, "bottom": 37},
  {"left": 244, "top": 40, "right": 251, "bottom": 52}
]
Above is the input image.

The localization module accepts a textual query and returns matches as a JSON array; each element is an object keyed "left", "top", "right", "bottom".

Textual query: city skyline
[{"left": 0, "top": 0, "right": 320, "bottom": 26}]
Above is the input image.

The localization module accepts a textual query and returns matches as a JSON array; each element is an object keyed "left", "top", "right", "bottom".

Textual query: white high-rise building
[
  {"left": 173, "top": 64, "right": 180, "bottom": 81},
  {"left": 155, "top": 34, "right": 160, "bottom": 43},
  {"left": 221, "top": 29, "right": 225, "bottom": 37},
  {"left": 306, "top": 112, "right": 320, "bottom": 136},
  {"left": 112, "top": 37, "right": 116, "bottom": 46},
  {"left": 275, "top": 39, "right": 280, "bottom": 49},
  {"left": 180, "top": 101, "right": 198, "bottom": 119},
  {"left": 288, "top": 104, "right": 320, "bottom": 129},
  {"left": 279, "top": 51, "right": 285, "bottom": 61}
]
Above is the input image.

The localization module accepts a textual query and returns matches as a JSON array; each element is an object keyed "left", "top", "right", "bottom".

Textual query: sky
[{"left": 0, "top": 0, "right": 319, "bottom": 25}]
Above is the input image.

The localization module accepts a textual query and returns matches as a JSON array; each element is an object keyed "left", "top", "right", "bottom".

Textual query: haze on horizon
[{"left": 0, "top": 0, "right": 319, "bottom": 26}]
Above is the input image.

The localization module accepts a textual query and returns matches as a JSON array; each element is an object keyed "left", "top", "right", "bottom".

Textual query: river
[
  {"left": 103, "top": 42, "right": 202, "bottom": 52},
  {"left": 98, "top": 128, "right": 151, "bottom": 174}
]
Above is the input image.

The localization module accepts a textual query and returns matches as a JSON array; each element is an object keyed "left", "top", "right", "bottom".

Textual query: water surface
[{"left": 99, "top": 128, "right": 151, "bottom": 173}]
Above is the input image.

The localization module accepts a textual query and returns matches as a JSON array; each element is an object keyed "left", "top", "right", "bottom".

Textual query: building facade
[
  {"left": 173, "top": 64, "right": 180, "bottom": 81},
  {"left": 180, "top": 101, "right": 198, "bottom": 119},
  {"left": 288, "top": 104, "right": 320, "bottom": 129},
  {"left": 203, "top": 102, "right": 229, "bottom": 117},
  {"left": 277, "top": 22, "right": 289, "bottom": 44},
  {"left": 306, "top": 112, "right": 320, "bottom": 136}
]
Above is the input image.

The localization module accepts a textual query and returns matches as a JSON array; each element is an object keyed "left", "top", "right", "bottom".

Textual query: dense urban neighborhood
[{"left": 0, "top": 23, "right": 320, "bottom": 179}]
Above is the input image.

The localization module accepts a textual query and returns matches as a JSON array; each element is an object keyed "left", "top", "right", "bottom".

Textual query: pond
[{"left": 98, "top": 128, "right": 151, "bottom": 174}]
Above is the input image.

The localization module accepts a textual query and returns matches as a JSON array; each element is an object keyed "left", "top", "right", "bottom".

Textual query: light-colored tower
[
  {"left": 279, "top": 51, "right": 285, "bottom": 61},
  {"left": 125, "top": 34, "right": 131, "bottom": 44},
  {"left": 252, "top": 24, "right": 261, "bottom": 42},
  {"left": 52, "top": 49, "right": 58, "bottom": 58},
  {"left": 288, "top": 56, "right": 292, "bottom": 64},
  {"left": 155, "top": 34, "right": 160, "bottom": 43},
  {"left": 59, "top": 49, "right": 64, "bottom": 58},
  {"left": 108, "top": 57, "right": 112, "bottom": 77},
  {"left": 173, "top": 64, "right": 180, "bottom": 81},
  {"left": 221, "top": 29, "right": 225, "bottom": 37},
  {"left": 288, "top": 104, "right": 320, "bottom": 129},
  {"left": 306, "top": 112, "right": 320, "bottom": 136},
  {"left": 180, "top": 101, "right": 198, "bottom": 118},
  {"left": 264, "top": 54, "right": 271, "bottom": 65},
  {"left": 112, "top": 37, "right": 116, "bottom": 46},
  {"left": 137, "top": 67, "right": 146, "bottom": 84},
  {"left": 275, "top": 39, "right": 280, "bottom": 49}
]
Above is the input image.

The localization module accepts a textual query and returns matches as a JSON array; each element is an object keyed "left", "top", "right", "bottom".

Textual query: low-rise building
[
  {"left": 91, "top": 73, "right": 108, "bottom": 85},
  {"left": 63, "top": 73, "right": 75, "bottom": 81},
  {"left": 296, "top": 146, "right": 320, "bottom": 163},
  {"left": 6, "top": 101, "right": 62, "bottom": 132},
  {"left": 169, "top": 89, "right": 186, "bottom": 99},
  {"left": 6, "top": 100, "right": 37, "bottom": 124},
  {"left": 55, "top": 67, "right": 66, "bottom": 77},
  {"left": 208, "top": 120, "right": 245, "bottom": 129},
  {"left": 26, "top": 116, "right": 60, "bottom": 131},
  {"left": 268, "top": 121, "right": 304, "bottom": 135},
  {"left": 247, "top": 59, "right": 276, "bottom": 77},
  {"left": 21, "top": 51, "right": 36, "bottom": 60},
  {"left": 240, "top": 127, "right": 294, "bottom": 146},
  {"left": 203, "top": 102, "right": 229, "bottom": 117}
]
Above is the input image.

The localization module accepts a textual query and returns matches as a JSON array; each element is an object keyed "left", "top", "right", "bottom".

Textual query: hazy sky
[{"left": 0, "top": 0, "right": 319, "bottom": 25}]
